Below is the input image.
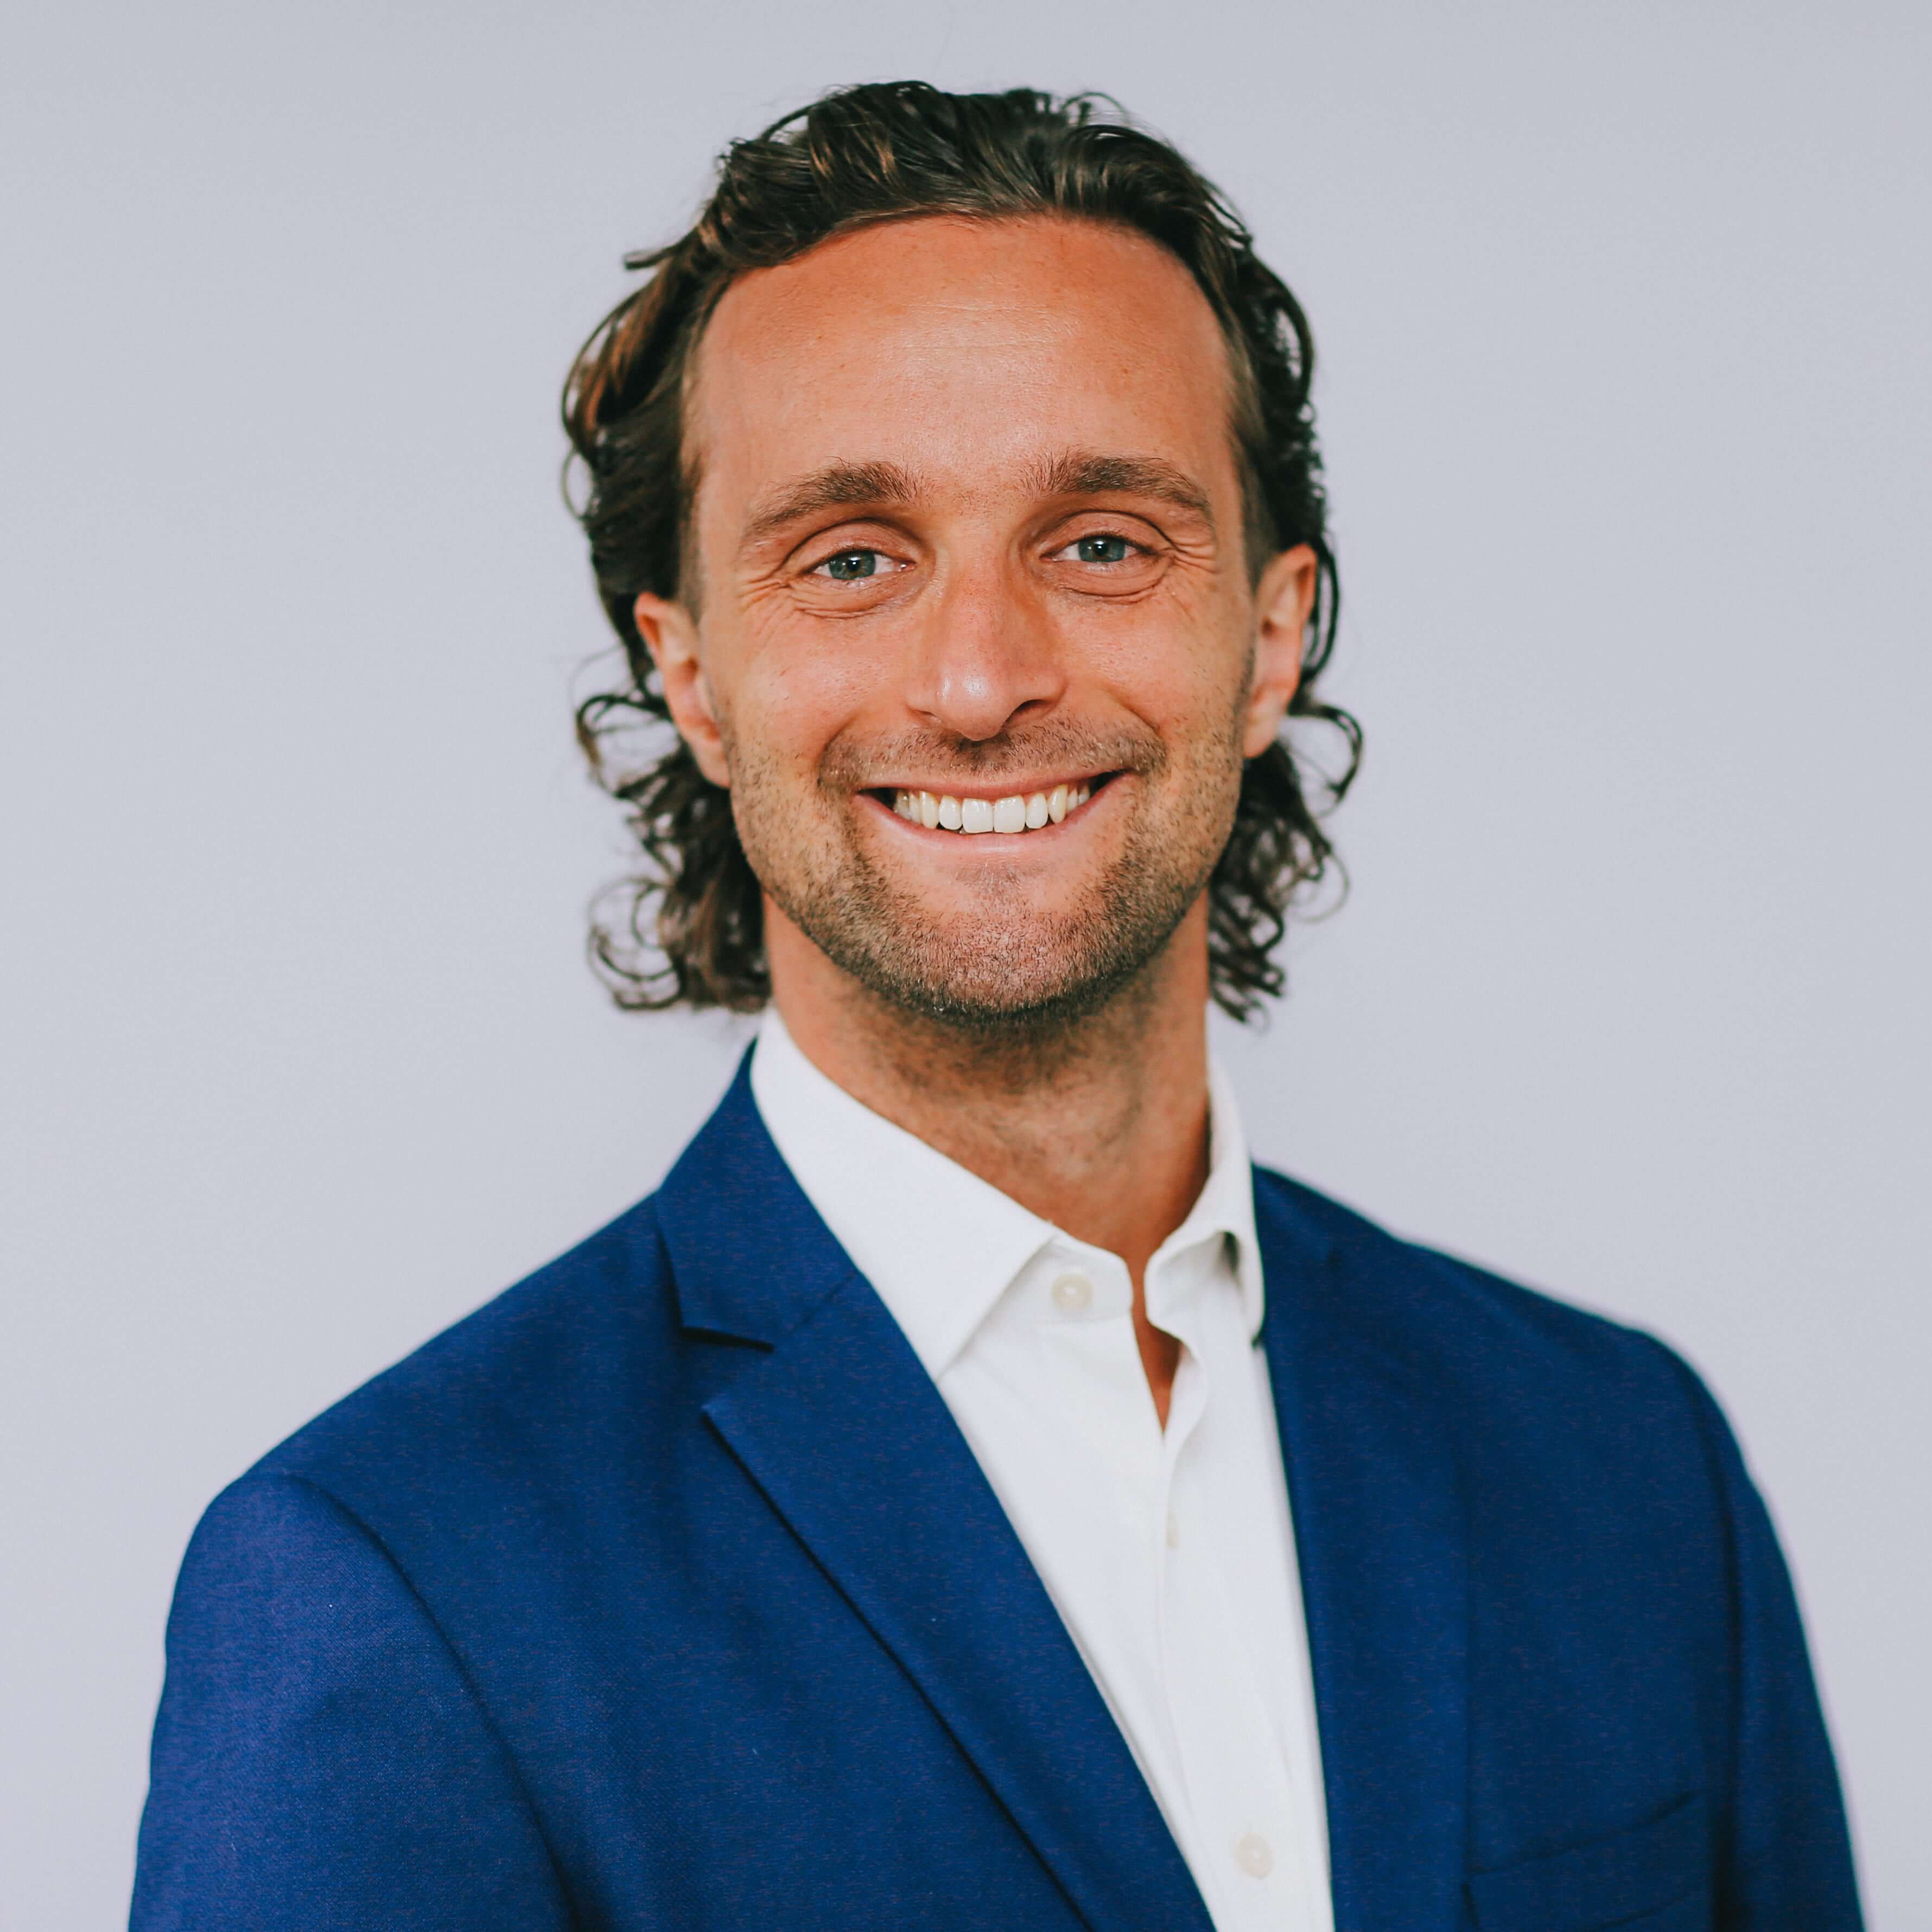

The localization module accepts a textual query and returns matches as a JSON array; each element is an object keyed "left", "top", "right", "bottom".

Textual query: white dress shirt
[{"left": 751, "top": 1011, "right": 1332, "bottom": 1932}]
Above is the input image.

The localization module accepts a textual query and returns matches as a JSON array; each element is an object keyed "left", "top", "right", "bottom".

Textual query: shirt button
[
  {"left": 1050, "top": 1271, "right": 1093, "bottom": 1313},
  {"left": 1165, "top": 1509, "right": 1180, "bottom": 1549},
  {"left": 1232, "top": 1832, "right": 1274, "bottom": 1879}
]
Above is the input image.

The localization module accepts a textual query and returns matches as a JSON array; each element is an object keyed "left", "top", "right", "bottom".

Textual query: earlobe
[
  {"left": 1242, "top": 544, "right": 1318, "bottom": 758},
  {"left": 633, "top": 592, "right": 732, "bottom": 787}
]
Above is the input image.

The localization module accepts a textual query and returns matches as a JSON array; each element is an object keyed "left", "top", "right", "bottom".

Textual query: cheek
[
  {"left": 736, "top": 605, "right": 910, "bottom": 759},
  {"left": 1102, "top": 620, "right": 1250, "bottom": 748},
  {"left": 723, "top": 653, "right": 863, "bottom": 793}
]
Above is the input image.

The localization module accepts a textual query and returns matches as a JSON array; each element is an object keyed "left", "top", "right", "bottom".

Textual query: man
[{"left": 132, "top": 83, "right": 1860, "bottom": 1931}]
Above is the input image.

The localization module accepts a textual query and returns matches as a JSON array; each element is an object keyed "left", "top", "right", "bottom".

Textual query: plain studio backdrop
[{"left": 3, "top": 2, "right": 1927, "bottom": 1924}]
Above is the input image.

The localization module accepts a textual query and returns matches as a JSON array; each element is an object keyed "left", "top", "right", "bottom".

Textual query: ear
[
  {"left": 633, "top": 591, "right": 732, "bottom": 787},
  {"left": 1241, "top": 544, "right": 1318, "bottom": 758}
]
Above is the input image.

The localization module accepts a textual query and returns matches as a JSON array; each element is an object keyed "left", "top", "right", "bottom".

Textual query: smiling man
[{"left": 132, "top": 84, "right": 1860, "bottom": 1932}]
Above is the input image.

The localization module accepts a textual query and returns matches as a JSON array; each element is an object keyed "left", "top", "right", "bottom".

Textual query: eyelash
[
  {"left": 808, "top": 548, "right": 898, "bottom": 581},
  {"left": 1052, "top": 532, "right": 1143, "bottom": 565},
  {"left": 805, "top": 531, "right": 1147, "bottom": 580}
]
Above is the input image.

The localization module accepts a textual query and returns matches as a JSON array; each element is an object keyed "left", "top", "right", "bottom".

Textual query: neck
[{"left": 765, "top": 899, "right": 1215, "bottom": 1288}]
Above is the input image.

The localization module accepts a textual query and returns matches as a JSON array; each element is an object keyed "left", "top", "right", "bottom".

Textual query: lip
[{"left": 865, "top": 770, "right": 1117, "bottom": 804}]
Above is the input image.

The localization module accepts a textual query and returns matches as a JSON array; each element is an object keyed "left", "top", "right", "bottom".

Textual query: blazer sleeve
[
  {"left": 1664, "top": 1352, "right": 1864, "bottom": 1930},
  {"left": 130, "top": 1472, "right": 569, "bottom": 1932}
]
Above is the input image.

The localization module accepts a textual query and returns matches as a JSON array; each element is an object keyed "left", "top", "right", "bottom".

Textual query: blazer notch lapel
[
  {"left": 1256, "top": 1174, "right": 1471, "bottom": 1932},
  {"left": 704, "top": 1270, "right": 1215, "bottom": 1932}
]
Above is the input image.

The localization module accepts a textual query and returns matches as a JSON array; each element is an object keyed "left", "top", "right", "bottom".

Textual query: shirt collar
[
  {"left": 1156, "top": 1050, "right": 1264, "bottom": 1342},
  {"left": 748, "top": 1008, "right": 1264, "bottom": 1378}
]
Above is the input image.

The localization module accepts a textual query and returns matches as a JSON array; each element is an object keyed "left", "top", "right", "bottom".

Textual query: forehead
[{"left": 686, "top": 214, "right": 1240, "bottom": 512}]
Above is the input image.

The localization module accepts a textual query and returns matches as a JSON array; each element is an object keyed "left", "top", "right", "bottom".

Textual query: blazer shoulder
[
  {"left": 248, "top": 1190, "right": 680, "bottom": 1501},
  {"left": 1251, "top": 1163, "right": 1708, "bottom": 1416}
]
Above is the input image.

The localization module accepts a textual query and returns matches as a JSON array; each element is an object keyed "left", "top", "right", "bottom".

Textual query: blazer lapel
[
  {"left": 1255, "top": 1174, "right": 1471, "bottom": 1932},
  {"left": 657, "top": 1060, "right": 1213, "bottom": 1932}
]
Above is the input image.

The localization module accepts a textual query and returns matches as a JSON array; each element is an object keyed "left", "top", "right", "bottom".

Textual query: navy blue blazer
[{"left": 132, "top": 1056, "right": 1860, "bottom": 1930}]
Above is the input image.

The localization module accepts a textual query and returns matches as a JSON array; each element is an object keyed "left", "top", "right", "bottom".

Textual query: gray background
[{"left": 4, "top": 2, "right": 1927, "bottom": 1924}]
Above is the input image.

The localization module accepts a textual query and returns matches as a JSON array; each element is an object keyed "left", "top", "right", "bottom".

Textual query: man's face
[{"left": 639, "top": 214, "right": 1313, "bottom": 1026}]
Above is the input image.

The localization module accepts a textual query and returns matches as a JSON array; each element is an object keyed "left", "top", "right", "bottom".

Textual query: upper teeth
[{"left": 891, "top": 783, "right": 1091, "bottom": 833}]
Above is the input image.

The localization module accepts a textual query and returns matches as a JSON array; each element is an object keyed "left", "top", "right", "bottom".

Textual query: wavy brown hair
[{"left": 564, "top": 81, "right": 1359, "bottom": 1020}]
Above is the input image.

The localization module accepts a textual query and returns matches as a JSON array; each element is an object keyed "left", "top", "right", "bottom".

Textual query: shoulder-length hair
[{"left": 564, "top": 81, "right": 1360, "bottom": 1019}]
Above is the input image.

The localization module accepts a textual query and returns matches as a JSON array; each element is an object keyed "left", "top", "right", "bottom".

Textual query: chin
[{"left": 810, "top": 906, "right": 1178, "bottom": 1035}]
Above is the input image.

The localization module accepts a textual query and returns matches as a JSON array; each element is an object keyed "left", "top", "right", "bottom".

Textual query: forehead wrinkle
[{"left": 738, "top": 460, "right": 926, "bottom": 552}]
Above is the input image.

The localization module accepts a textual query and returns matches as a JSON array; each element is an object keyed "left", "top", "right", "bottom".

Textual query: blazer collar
[
  {"left": 654, "top": 1050, "right": 849, "bottom": 1347},
  {"left": 1254, "top": 1173, "right": 1472, "bottom": 1932},
  {"left": 655, "top": 1057, "right": 1216, "bottom": 1932}
]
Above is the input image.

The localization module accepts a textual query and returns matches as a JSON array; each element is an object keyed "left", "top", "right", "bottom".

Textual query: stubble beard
[{"left": 724, "top": 714, "right": 1246, "bottom": 1041}]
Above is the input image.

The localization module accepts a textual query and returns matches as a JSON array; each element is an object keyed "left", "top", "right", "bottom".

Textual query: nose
[{"left": 903, "top": 554, "right": 1065, "bottom": 742}]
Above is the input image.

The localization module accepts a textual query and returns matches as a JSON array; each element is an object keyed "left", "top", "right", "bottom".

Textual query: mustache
[{"left": 819, "top": 719, "right": 1168, "bottom": 791}]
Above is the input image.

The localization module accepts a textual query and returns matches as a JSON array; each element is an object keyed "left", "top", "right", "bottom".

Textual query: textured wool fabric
[
  {"left": 751, "top": 1012, "right": 1333, "bottom": 1932},
  {"left": 131, "top": 1053, "right": 1861, "bottom": 1930}
]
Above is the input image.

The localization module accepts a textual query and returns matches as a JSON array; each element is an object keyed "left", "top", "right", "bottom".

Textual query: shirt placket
[{"left": 1154, "top": 1290, "right": 1317, "bottom": 1931}]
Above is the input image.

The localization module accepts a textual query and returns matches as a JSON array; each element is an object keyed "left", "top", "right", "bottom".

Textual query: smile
[{"left": 884, "top": 780, "right": 1097, "bottom": 835}]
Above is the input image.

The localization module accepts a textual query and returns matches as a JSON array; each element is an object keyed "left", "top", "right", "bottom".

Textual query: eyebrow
[
  {"left": 1027, "top": 450, "right": 1216, "bottom": 523},
  {"left": 739, "top": 461, "right": 923, "bottom": 551},
  {"left": 736, "top": 449, "right": 1217, "bottom": 554}
]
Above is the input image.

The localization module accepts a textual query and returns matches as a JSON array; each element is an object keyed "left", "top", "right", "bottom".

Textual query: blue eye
[
  {"left": 1076, "top": 535, "right": 1132, "bottom": 563},
  {"left": 820, "top": 550, "right": 879, "bottom": 580}
]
